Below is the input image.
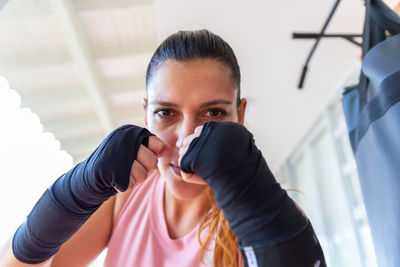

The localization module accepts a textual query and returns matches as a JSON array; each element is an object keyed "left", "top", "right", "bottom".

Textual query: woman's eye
[
  {"left": 206, "top": 109, "right": 226, "bottom": 118},
  {"left": 155, "top": 109, "right": 173, "bottom": 118}
]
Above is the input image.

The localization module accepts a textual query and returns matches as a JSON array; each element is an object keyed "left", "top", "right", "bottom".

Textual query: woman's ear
[
  {"left": 141, "top": 98, "right": 148, "bottom": 127},
  {"left": 238, "top": 98, "right": 247, "bottom": 125}
]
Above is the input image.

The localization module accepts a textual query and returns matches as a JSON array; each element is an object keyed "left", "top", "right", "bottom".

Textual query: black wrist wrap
[
  {"left": 181, "top": 121, "right": 307, "bottom": 247},
  {"left": 12, "top": 125, "right": 153, "bottom": 263}
]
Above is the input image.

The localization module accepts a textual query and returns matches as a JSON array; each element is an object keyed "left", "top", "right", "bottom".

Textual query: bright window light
[{"left": 0, "top": 77, "right": 74, "bottom": 247}]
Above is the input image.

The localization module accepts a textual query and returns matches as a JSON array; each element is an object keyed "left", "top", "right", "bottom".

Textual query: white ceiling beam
[
  {"left": 26, "top": 97, "right": 95, "bottom": 122},
  {"left": 94, "top": 46, "right": 153, "bottom": 59},
  {"left": 114, "top": 113, "right": 146, "bottom": 127},
  {"left": 20, "top": 90, "right": 84, "bottom": 107},
  {"left": 43, "top": 113, "right": 100, "bottom": 133},
  {"left": 61, "top": 137, "right": 104, "bottom": 161},
  {"left": 17, "top": 79, "right": 145, "bottom": 104},
  {"left": 104, "top": 73, "right": 146, "bottom": 92},
  {"left": 0, "top": 54, "right": 72, "bottom": 75},
  {"left": 52, "top": 122, "right": 105, "bottom": 142},
  {"left": 0, "top": 48, "right": 152, "bottom": 75},
  {"left": 74, "top": 0, "right": 153, "bottom": 12},
  {"left": 50, "top": 0, "right": 114, "bottom": 133},
  {"left": 0, "top": 0, "right": 9, "bottom": 10},
  {"left": 0, "top": 1, "right": 51, "bottom": 20},
  {"left": 0, "top": 0, "right": 152, "bottom": 20}
]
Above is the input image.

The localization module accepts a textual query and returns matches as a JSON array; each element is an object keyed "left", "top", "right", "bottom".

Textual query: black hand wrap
[
  {"left": 181, "top": 121, "right": 326, "bottom": 266},
  {"left": 12, "top": 125, "right": 153, "bottom": 264}
]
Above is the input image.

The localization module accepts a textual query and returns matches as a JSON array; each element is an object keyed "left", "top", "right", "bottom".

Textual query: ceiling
[
  {"left": 0, "top": 0, "right": 156, "bottom": 162},
  {"left": 0, "top": 0, "right": 398, "bottom": 170}
]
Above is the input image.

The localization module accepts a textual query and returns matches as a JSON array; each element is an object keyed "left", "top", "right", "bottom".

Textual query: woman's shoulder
[{"left": 112, "top": 171, "right": 161, "bottom": 224}]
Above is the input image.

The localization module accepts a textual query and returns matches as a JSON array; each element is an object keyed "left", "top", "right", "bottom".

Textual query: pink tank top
[{"left": 104, "top": 172, "right": 214, "bottom": 267}]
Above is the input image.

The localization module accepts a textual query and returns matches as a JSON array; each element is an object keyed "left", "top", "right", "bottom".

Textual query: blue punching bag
[{"left": 341, "top": 0, "right": 400, "bottom": 266}]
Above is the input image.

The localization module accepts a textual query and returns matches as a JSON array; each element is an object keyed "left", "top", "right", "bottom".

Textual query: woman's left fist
[{"left": 178, "top": 125, "right": 207, "bottom": 185}]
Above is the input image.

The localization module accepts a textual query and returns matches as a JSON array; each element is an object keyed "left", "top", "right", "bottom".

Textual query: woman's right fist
[
  {"left": 12, "top": 124, "right": 166, "bottom": 264},
  {"left": 87, "top": 125, "right": 169, "bottom": 195}
]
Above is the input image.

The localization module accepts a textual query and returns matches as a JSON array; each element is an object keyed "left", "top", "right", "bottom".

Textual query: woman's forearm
[{"left": 181, "top": 121, "right": 327, "bottom": 266}]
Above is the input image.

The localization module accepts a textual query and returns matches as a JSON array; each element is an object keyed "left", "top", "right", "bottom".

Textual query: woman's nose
[{"left": 175, "top": 119, "right": 200, "bottom": 148}]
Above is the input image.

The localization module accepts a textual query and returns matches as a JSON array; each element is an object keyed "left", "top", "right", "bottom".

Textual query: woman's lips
[{"left": 170, "top": 164, "right": 181, "bottom": 177}]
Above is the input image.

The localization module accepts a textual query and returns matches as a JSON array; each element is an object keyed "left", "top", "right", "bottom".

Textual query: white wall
[{"left": 153, "top": 0, "right": 364, "bottom": 171}]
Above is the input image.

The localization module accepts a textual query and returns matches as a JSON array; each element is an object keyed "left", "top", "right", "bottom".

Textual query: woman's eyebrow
[
  {"left": 149, "top": 100, "right": 178, "bottom": 107},
  {"left": 200, "top": 99, "right": 232, "bottom": 107}
]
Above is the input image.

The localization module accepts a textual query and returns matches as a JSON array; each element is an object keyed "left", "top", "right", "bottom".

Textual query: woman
[{"left": 1, "top": 30, "right": 326, "bottom": 266}]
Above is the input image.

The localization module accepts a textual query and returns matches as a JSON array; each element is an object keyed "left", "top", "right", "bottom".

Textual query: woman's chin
[{"left": 160, "top": 165, "right": 208, "bottom": 200}]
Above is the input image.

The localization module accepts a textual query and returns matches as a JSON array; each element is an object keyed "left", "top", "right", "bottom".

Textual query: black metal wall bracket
[
  {"left": 292, "top": 33, "right": 362, "bottom": 47},
  {"left": 292, "top": 0, "right": 362, "bottom": 89}
]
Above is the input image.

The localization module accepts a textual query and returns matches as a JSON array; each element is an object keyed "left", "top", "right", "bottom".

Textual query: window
[{"left": 277, "top": 63, "right": 377, "bottom": 267}]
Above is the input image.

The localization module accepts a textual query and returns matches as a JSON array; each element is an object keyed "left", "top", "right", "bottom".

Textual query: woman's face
[{"left": 143, "top": 59, "right": 246, "bottom": 200}]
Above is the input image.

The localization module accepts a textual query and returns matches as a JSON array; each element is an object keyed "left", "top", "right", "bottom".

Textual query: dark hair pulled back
[{"left": 145, "top": 30, "right": 241, "bottom": 107}]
